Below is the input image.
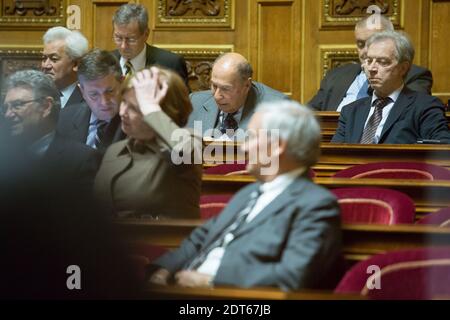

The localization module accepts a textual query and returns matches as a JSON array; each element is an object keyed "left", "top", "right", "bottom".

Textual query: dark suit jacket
[
  {"left": 64, "top": 84, "right": 84, "bottom": 109},
  {"left": 42, "top": 134, "right": 102, "bottom": 190},
  {"left": 186, "top": 81, "right": 288, "bottom": 135},
  {"left": 331, "top": 87, "right": 450, "bottom": 144},
  {"left": 56, "top": 102, "right": 125, "bottom": 152},
  {"left": 308, "top": 63, "right": 433, "bottom": 111},
  {"left": 153, "top": 174, "right": 343, "bottom": 290},
  {"left": 112, "top": 44, "right": 189, "bottom": 87}
]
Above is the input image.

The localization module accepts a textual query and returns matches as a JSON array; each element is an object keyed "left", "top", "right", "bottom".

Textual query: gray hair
[
  {"left": 213, "top": 53, "right": 253, "bottom": 81},
  {"left": 4, "top": 70, "right": 60, "bottom": 123},
  {"left": 257, "top": 100, "right": 321, "bottom": 168},
  {"left": 43, "top": 26, "right": 89, "bottom": 61},
  {"left": 78, "top": 49, "right": 122, "bottom": 83},
  {"left": 356, "top": 14, "right": 394, "bottom": 31},
  {"left": 112, "top": 3, "right": 149, "bottom": 34},
  {"left": 366, "top": 30, "right": 415, "bottom": 64}
]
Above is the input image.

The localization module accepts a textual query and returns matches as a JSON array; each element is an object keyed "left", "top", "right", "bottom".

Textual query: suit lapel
[
  {"left": 202, "top": 97, "right": 220, "bottom": 131},
  {"left": 145, "top": 44, "right": 156, "bottom": 66},
  {"left": 379, "top": 88, "right": 415, "bottom": 142},
  {"left": 72, "top": 105, "right": 91, "bottom": 142},
  {"left": 234, "top": 176, "right": 309, "bottom": 239},
  {"left": 351, "top": 98, "right": 372, "bottom": 143},
  {"left": 240, "top": 83, "right": 257, "bottom": 128},
  {"left": 65, "top": 85, "right": 83, "bottom": 107}
]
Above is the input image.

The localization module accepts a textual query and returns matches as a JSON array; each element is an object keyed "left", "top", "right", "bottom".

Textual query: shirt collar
[
  {"left": 260, "top": 167, "right": 306, "bottom": 194},
  {"left": 371, "top": 84, "right": 404, "bottom": 105},
  {"left": 120, "top": 45, "right": 147, "bottom": 73},
  {"left": 60, "top": 82, "right": 77, "bottom": 97}
]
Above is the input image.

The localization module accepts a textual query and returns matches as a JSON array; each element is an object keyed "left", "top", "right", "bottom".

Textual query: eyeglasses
[
  {"left": 113, "top": 35, "right": 140, "bottom": 45},
  {"left": 2, "top": 98, "right": 43, "bottom": 114}
]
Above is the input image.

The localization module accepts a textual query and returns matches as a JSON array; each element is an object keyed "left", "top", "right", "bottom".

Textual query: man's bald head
[
  {"left": 210, "top": 53, "right": 253, "bottom": 114},
  {"left": 355, "top": 15, "right": 394, "bottom": 64}
]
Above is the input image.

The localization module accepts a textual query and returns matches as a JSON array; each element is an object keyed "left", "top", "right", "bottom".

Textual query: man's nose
[{"left": 42, "top": 58, "right": 52, "bottom": 69}]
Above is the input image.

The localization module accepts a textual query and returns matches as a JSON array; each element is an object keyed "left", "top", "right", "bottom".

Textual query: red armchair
[
  {"left": 333, "top": 162, "right": 450, "bottom": 180},
  {"left": 199, "top": 194, "right": 233, "bottom": 219},
  {"left": 416, "top": 207, "right": 450, "bottom": 228},
  {"left": 332, "top": 187, "right": 415, "bottom": 225},
  {"left": 335, "top": 247, "right": 450, "bottom": 299}
]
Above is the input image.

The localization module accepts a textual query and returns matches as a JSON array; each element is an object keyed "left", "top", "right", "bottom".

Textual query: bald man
[
  {"left": 187, "top": 53, "right": 288, "bottom": 137},
  {"left": 308, "top": 15, "right": 432, "bottom": 111}
]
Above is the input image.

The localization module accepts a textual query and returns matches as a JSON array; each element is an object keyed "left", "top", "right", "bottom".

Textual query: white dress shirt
[
  {"left": 196, "top": 167, "right": 306, "bottom": 277},
  {"left": 60, "top": 82, "right": 77, "bottom": 109},
  {"left": 363, "top": 85, "right": 403, "bottom": 144}
]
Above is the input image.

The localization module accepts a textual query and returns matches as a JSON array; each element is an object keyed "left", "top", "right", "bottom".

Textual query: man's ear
[
  {"left": 41, "top": 97, "right": 54, "bottom": 118},
  {"left": 399, "top": 61, "right": 411, "bottom": 78},
  {"left": 72, "top": 59, "right": 79, "bottom": 73},
  {"left": 143, "top": 28, "right": 150, "bottom": 42},
  {"left": 271, "top": 136, "right": 287, "bottom": 159}
]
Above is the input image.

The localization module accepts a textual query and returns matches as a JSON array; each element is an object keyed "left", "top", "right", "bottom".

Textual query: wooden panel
[
  {"left": 154, "top": 0, "right": 234, "bottom": 29},
  {"left": 0, "top": 0, "right": 65, "bottom": 29},
  {"left": 91, "top": 1, "right": 128, "bottom": 51},
  {"left": 429, "top": 0, "right": 450, "bottom": 104},
  {"left": 249, "top": 0, "right": 301, "bottom": 99}
]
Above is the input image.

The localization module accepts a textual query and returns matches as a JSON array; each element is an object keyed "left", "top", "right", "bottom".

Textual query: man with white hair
[
  {"left": 308, "top": 15, "right": 432, "bottom": 111},
  {"left": 332, "top": 31, "right": 450, "bottom": 144},
  {"left": 42, "top": 26, "right": 89, "bottom": 108},
  {"left": 149, "top": 100, "right": 343, "bottom": 291}
]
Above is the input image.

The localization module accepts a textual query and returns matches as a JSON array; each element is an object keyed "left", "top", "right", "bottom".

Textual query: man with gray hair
[
  {"left": 149, "top": 100, "right": 343, "bottom": 290},
  {"left": 308, "top": 14, "right": 432, "bottom": 111},
  {"left": 187, "top": 52, "right": 288, "bottom": 138},
  {"left": 42, "top": 26, "right": 89, "bottom": 108},
  {"left": 2, "top": 69, "right": 100, "bottom": 187},
  {"left": 332, "top": 31, "right": 450, "bottom": 144},
  {"left": 111, "top": 3, "right": 188, "bottom": 86}
]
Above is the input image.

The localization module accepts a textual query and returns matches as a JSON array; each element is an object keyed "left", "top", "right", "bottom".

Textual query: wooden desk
[
  {"left": 201, "top": 143, "right": 450, "bottom": 177},
  {"left": 115, "top": 219, "right": 450, "bottom": 263},
  {"left": 202, "top": 175, "right": 450, "bottom": 216},
  {"left": 316, "top": 111, "right": 450, "bottom": 143},
  {"left": 145, "top": 284, "right": 364, "bottom": 300}
]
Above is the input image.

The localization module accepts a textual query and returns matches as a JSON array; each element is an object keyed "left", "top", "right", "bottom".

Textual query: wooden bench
[
  {"left": 202, "top": 175, "right": 450, "bottom": 217},
  {"left": 144, "top": 284, "right": 364, "bottom": 300},
  {"left": 115, "top": 219, "right": 450, "bottom": 264}
]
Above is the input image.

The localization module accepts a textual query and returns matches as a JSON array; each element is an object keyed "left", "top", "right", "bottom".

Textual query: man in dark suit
[
  {"left": 111, "top": 3, "right": 188, "bottom": 86},
  {"left": 41, "top": 26, "right": 89, "bottom": 109},
  {"left": 308, "top": 15, "right": 433, "bottom": 111},
  {"left": 149, "top": 101, "right": 343, "bottom": 291},
  {"left": 57, "top": 49, "right": 125, "bottom": 152},
  {"left": 2, "top": 69, "right": 101, "bottom": 189},
  {"left": 187, "top": 52, "right": 288, "bottom": 138},
  {"left": 332, "top": 31, "right": 450, "bottom": 144}
]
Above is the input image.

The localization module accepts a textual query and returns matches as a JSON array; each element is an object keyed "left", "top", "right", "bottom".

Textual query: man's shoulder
[
  {"left": 252, "top": 81, "right": 287, "bottom": 100},
  {"left": 325, "top": 62, "right": 360, "bottom": 78},
  {"left": 190, "top": 90, "right": 214, "bottom": 106},
  {"left": 402, "top": 87, "right": 443, "bottom": 107}
]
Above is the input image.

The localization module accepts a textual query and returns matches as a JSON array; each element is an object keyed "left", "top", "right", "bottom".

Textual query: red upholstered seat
[
  {"left": 416, "top": 207, "right": 450, "bottom": 228},
  {"left": 332, "top": 188, "right": 415, "bottom": 225},
  {"left": 200, "top": 194, "right": 233, "bottom": 219},
  {"left": 204, "top": 163, "right": 316, "bottom": 178},
  {"left": 333, "top": 162, "right": 450, "bottom": 180},
  {"left": 204, "top": 163, "right": 248, "bottom": 175},
  {"left": 335, "top": 247, "right": 450, "bottom": 299}
]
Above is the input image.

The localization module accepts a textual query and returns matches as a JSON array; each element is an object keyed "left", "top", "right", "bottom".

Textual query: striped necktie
[
  {"left": 185, "top": 188, "right": 262, "bottom": 270},
  {"left": 124, "top": 60, "right": 134, "bottom": 80},
  {"left": 360, "top": 97, "right": 392, "bottom": 144},
  {"left": 94, "top": 120, "right": 108, "bottom": 150}
]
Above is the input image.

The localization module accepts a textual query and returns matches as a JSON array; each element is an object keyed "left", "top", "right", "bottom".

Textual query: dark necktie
[
  {"left": 360, "top": 97, "right": 392, "bottom": 144},
  {"left": 220, "top": 112, "right": 238, "bottom": 134},
  {"left": 94, "top": 120, "right": 108, "bottom": 149},
  {"left": 186, "top": 188, "right": 262, "bottom": 270}
]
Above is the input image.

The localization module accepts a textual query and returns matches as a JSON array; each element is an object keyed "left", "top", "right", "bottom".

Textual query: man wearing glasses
[
  {"left": 111, "top": 4, "right": 189, "bottom": 87},
  {"left": 2, "top": 69, "right": 100, "bottom": 188}
]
